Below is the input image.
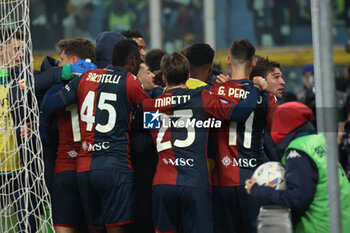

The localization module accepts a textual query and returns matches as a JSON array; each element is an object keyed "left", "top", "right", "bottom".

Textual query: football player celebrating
[
  {"left": 41, "top": 39, "right": 149, "bottom": 233},
  {"left": 210, "top": 39, "right": 278, "bottom": 233},
  {"left": 141, "top": 52, "right": 267, "bottom": 233},
  {"left": 40, "top": 37, "right": 98, "bottom": 233}
]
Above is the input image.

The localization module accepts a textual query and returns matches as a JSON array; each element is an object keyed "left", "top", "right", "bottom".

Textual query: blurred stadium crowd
[
  {"left": 1, "top": 0, "right": 350, "bottom": 232},
  {"left": 30, "top": 0, "right": 349, "bottom": 50}
]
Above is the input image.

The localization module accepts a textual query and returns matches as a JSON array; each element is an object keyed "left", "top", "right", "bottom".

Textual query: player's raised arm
[
  {"left": 228, "top": 76, "right": 267, "bottom": 122},
  {"left": 203, "top": 76, "right": 267, "bottom": 123},
  {"left": 251, "top": 76, "right": 268, "bottom": 91},
  {"left": 40, "top": 83, "right": 66, "bottom": 115},
  {"left": 40, "top": 75, "right": 82, "bottom": 114},
  {"left": 126, "top": 72, "right": 150, "bottom": 106}
]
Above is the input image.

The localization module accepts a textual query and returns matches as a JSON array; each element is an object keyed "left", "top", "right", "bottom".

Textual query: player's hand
[
  {"left": 70, "top": 59, "right": 97, "bottom": 76},
  {"left": 252, "top": 76, "right": 268, "bottom": 91},
  {"left": 216, "top": 74, "right": 230, "bottom": 83},
  {"left": 245, "top": 178, "right": 257, "bottom": 195},
  {"left": 21, "top": 122, "right": 33, "bottom": 139}
]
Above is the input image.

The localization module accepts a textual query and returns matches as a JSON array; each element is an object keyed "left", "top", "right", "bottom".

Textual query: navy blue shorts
[
  {"left": 212, "top": 185, "right": 260, "bottom": 233},
  {"left": 52, "top": 170, "right": 85, "bottom": 227},
  {"left": 152, "top": 185, "right": 213, "bottom": 233},
  {"left": 77, "top": 170, "right": 135, "bottom": 230}
]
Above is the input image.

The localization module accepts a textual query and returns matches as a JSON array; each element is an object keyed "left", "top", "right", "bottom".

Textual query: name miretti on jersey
[
  {"left": 154, "top": 95, "right": 191, "bottom": 107},
  {"left": 217, "top": 86, "right": 263, "bottom": 104},
  {"left": 144, "top": 94, "right": 222, "bottom": 129}
]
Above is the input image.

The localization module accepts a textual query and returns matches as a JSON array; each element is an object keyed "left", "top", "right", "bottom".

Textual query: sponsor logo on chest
[
  {"left": 162, "top": 157, "right": 194, "bottom": 167},
  {"left": 221, "top": 155, "right": 257, "bottom": 168},
  {"left": 82, "top": 140, "right": 110, "bottom": 152}
]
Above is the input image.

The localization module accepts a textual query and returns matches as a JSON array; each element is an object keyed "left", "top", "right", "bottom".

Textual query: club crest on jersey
[
  {"left": 143, "top": 110, "right": 161, "bottom": 129},
  {"left": 67, "top": 149, "right": 78, "bottom": 158},
  {"left": 18, "top": 80, "right": 25, "bottom": 89}
]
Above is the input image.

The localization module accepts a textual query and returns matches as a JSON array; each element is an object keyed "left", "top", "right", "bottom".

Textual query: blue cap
[
  {"left": 302, "top": 64, "right": 314, "bottom": 75},
  {"left": 96, "top": 31, "right": 126, "bottom": 68}
]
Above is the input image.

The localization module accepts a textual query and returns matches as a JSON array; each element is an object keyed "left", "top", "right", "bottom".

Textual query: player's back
[
  {"left": 60, "top": 66, "right": 148, "bottom": 173},
  {"left": 210, "top": 79, "right": 277, "bottom": 186},
  {"left": 142, "top": 88, "right": 220, "bottom": 191},
  {"left": 54, "top": 104, "right": 81, "bottom": 175}
]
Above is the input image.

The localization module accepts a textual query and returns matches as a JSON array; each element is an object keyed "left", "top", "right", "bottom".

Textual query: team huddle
[
  {"left": 35, "top": 26, "right": 284, "bottom": 232},
  {"left": 37, "top": 30, "right": 280, "bottom": 233},
  {"left": 2, "top": 27, "right": 350, "bottom": 233},
  {"left": 38, "top": 30, "right": 350, "bottom": 233}
]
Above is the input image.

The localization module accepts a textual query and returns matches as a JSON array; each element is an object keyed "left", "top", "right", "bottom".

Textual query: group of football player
[
  {"left": 37, "top": 29, "right": 289, "bottom": 233},
  {"left": 3, "top": 23, "right": 349, "bottom": 233}
]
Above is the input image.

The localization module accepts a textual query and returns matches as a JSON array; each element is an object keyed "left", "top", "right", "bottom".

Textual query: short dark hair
[
  {"left": 160, "top": 52, "right": 189, "bottom": 86},
  {"left": 121, "top": 30, "right": 143, "bottom": 39},
  {"left": 0, "top": 28, "right": 24, "bottom": 43},
  {"left": 144, "top": 48, "right": 167, "bottom": 72},
  {"left": 249, "top": 57, "right": 280, "bottom": 80},
  {"left": 56, "top": 37, "right": 97, "bottom": 63},
  {"left": 112, "top": 39, "right": 140, "bottom": 67},
  {"left": 153, "top": 70, "right": 165, "bottom": 87},
  {"left": 230, "top": 39, "right": 255, "bottom": 64},
  {"left": 186, "top": 43, "right": 214, "bottom": 67}
]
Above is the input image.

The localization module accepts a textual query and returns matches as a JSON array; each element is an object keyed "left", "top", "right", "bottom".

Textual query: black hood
[
  {"left": 96, "top": 31, "right": 126, "bottom": 68},
  {"left": 40, "top": 56, "right": 59, "bottom": 72}
]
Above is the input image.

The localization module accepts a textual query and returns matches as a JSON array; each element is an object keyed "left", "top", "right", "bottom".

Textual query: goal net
[{"left": 0, "top": 1, "right": 53, "bottom": 232}]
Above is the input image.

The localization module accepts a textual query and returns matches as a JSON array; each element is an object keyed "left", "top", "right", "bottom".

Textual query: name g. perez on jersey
[{"left": 217, "top": 86, "right": 263, "bottom": 104}]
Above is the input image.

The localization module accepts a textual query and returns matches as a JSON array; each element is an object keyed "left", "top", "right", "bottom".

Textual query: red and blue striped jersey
[
  {"left": 210, "top": 79, "right": 278, "bottom": 186},
  {"left": 58, "top": 66, "right": 149, "bottom": 173},
  {"left": 142, "top": 87, "right": 249, "bottom": 191},
  {"left": 54, "top": 104, "right": 81, "bottom": 175}
]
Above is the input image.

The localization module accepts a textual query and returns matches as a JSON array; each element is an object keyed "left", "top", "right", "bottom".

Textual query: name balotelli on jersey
[
  {"left": 85, "top": 72, "right": 122, "bottom": 84},
  {"left": 58, "top": 66, "right": 149, "bottom": 173}
]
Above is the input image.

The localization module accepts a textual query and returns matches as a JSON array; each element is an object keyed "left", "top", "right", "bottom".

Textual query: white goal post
[{"left": 0, "top": 1, "right": 53, "bottom": 232}]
